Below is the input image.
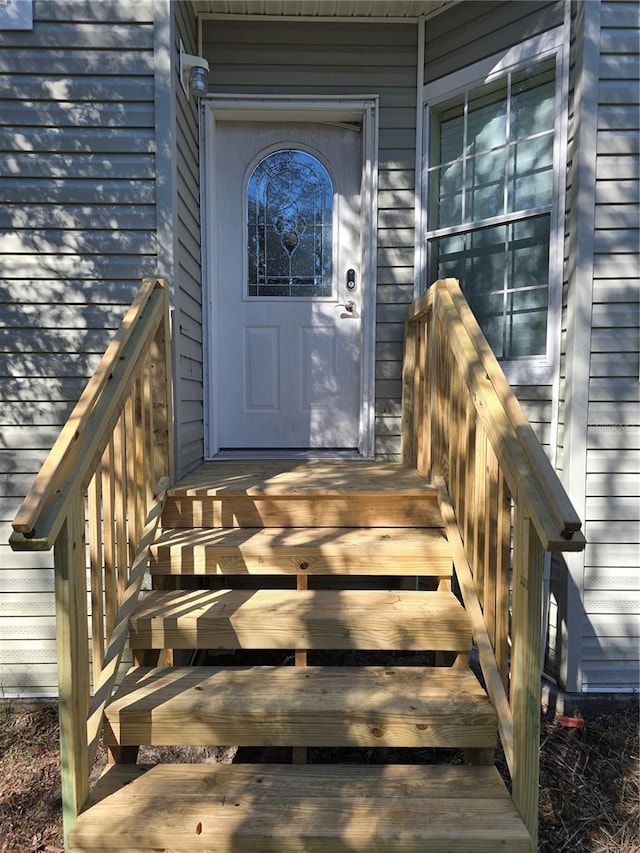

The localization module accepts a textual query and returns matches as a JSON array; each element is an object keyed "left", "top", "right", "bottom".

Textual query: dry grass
[
  {"left": 0, "top": 701, "right": 637, "bottom": 852},
  {"left": 534, "top": 707, "right": 639, "bottom": 853}
]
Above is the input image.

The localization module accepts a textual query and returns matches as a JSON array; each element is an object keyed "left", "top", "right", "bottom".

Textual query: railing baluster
[
  {"left": 102, "top": 438, "right": 117, "bottom": 640},
  {"left": 133, "top": 376, "right": 147, "bottom": 545},
  {"left": 114, "top": 414, "right": 128, "bottom": 610},
  {"left": 88, "top": 470, "right": 105, "bottom": 688},
  {"left": 402, "top": 318, "right": 417, "bottom": 468},
  {"left": 142, "top": 354, "right": 154, "bottom": 509},
  {"left": 461, "top": 393, "right": 475, "bottom": 549},
  {"left": 416, "top": 318, "right": 429, "bottom": 475},
  {"left": 124, "top": 391, "right": 139, "bottom": 571},
  {"left": 474, "top": 427, "right": 488, "bottom": 608},
  {"left": 496, "top": 471, "right": 512, "bottom": 691}
]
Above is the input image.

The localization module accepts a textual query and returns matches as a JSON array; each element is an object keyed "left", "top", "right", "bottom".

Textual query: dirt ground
[{"left": 0, "top": 701, "right": 637, "bottom": 852}]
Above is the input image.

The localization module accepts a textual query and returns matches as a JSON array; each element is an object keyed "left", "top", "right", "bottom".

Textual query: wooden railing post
[
  {"left": 149, "top": 279, "right": 174, "bottom": 487},
  {"left": 510, "top": 504, "right": 545, "bottom": 848},
  {"left": 54, "top": 493, "right": 90, "bottom": 848},
  {"left": 402, "top": 317, "right": 418, "bottom": 468}
]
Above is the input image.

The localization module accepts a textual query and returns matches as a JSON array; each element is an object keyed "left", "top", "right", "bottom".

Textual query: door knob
[{"left": 336, "top": 300, "right": 357, "bottom": 314}]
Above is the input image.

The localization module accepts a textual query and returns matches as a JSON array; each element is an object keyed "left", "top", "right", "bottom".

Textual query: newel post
[
  {"left": 149, "top": 278, "right": 174, "bottom": 487},
  {"left": 53, "top": 493, "right": 90, "bottom": 846},
  {"left": 510, "top": 503, "right": 545, "bottom": 848}
]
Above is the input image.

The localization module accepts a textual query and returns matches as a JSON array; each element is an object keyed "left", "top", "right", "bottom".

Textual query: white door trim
[{"left": 201, "top": 95, "right": 379, "bottom": 459}]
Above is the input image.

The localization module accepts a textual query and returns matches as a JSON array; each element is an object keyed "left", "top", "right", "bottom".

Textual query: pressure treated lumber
[
  {"left": 129, "top": 588, "right": 472, "bottom": 652},
  {"left": 104, "top": 665, "right": 497, "bottom": 749},
  {"left": 68, "top": 763, "right": 531, "bottom": 853},
  {"left": 170, "top": 461, "right": 436, "bottom": 496},
  {"left": 162, "top": 494, "right": 443, "bottom": 529},
  {"left": 150, "top": 525, "right": 452, "bottom": 576},
  {"left": 11, "top": 280, "right": 167, "bottom": 549},
  {"left": 162, "top": 460, "right": 443, "bottom": 528}
]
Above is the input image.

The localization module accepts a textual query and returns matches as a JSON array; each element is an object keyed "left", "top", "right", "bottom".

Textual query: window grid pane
[
  {"left": 427, "top": 57, "right": 556, "bottom": 358},
  {"left": 429, "top": 214, "right": 550, "bottom": 359}
]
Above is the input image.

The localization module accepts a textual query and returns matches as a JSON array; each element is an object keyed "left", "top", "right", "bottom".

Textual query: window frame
[{"left": 421, "top": 28, "right": 569, "bottom": 385}]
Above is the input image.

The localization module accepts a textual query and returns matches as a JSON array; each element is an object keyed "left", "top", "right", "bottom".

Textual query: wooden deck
[{"left": 169, "top": 460, "right": 437, "bottom": 495}]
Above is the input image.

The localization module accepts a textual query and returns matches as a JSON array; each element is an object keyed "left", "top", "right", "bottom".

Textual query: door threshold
[{"left": 212, "top": 449, "right": 365, "bottom": 461}]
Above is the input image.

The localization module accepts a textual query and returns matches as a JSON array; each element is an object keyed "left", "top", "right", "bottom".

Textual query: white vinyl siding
[
  {"left": 423, "top": 1, "right": 565, "bottom": 84},
  {"left": 0, "top": 0, "right": 158, "bottom": 697},
  {"left": 174, "top": 2, "right": 206, "bottom": 476},
  {"left": 583, "top": 0, "right": 639, "bottom": 692},
  {"left": 201, "top": 19, "right": 418, "bottom": 460},
  {"left": 559, "top": 0, "right": 639, "bottom": 693}
]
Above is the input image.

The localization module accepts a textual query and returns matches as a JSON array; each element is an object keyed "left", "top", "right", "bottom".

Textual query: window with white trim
[{"left": 425, "top": 37, "right": 566, "bottom": 373}]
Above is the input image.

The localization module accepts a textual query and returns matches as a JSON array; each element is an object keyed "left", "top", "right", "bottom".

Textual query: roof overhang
[{"left": 193, "top": 1, "right": 458, "bottom": 21}]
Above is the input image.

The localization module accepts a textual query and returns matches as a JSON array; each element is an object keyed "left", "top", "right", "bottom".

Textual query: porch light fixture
[{"left": 179, "top": 39, "right": 209, "bottom": 98}]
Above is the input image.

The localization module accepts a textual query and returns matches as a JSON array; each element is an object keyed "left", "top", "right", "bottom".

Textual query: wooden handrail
[
  {"left": 442, "top": 280, "right": 583, "bottom": 540},
  {"left": 403, "top": 278, "right": 585, "bottom": 848},
  {"left": 11, "top": 278, "right": 167, "bottom": 549},
  {"left": 10, "top": 278, "right": 173, "bottom": 847},
  {"left": 408, "top": 278, "right": 584, "bottom": 551}
]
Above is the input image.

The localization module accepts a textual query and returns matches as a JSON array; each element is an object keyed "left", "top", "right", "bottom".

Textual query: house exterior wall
[
  {"left": 0, "top": 0, "right": 168, "bottom": 696},
  {"left": 200, "top": 18, "right": 419, "bottom": 460},
  {"left": 583, "top": 0, "right": 640, "bottom": 692},
  {"left": 0, "top": 0, "right": 636, "bottom": 698},
  {"left": 423, "top": 0, "right": 565, "bottom": 452},
  {"left": 423, "top": 0, "right": 564, "bottom": 83},
  {"left": 559, "top": 0, "right": 640, "bottom": 693},
  {"left": 174, "top": 2, "right": 206, "bottom": 476}
]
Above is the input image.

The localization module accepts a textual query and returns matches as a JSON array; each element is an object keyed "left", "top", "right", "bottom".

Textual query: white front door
[{"left": 211, "top": 121, "right": 363, "bottom": 451}]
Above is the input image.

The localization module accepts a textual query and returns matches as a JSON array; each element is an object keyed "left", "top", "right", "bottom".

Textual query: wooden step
[
  {"left": 105, "top": 665, "right": 496, "bottom": 749},
  {"left": 163, "top": 461, "right": 442, "bottom": 528},
  {"left": 69, "top": 763, "right": 532, "bottom": 852},
  {"left": 150, "top": 525, "right": 452, "bottom": 576},
  {"left": 129, "top": 589, "right": 472, "bottom": 652}
]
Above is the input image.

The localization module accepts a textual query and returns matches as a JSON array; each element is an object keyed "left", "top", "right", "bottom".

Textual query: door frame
[{"left": 201, "top": 95, "right": 379, "bottom": 458}]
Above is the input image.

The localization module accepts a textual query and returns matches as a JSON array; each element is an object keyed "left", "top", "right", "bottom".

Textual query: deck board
[
  {"left": 150, "top": 525, "right": 452, "bottom": 575},
  {"left": 129, "top": 588, "right": 472, "bottom": 652},
  {"left": 165, "top": 462, "right": 442, "bottom": 528},
  {"left": 104, "top": 665, "right": 497, "bottom": 749},
  {"left": 170, "top": 461, "right": 435, "bottom": 497},
  {"left": 69, "top": 764, "right": 531, "bottom": 853}
]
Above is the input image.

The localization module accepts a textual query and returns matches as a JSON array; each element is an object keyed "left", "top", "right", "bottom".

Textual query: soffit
[{"left": 194, "top": 1, "right": 457, "bottom": 20}]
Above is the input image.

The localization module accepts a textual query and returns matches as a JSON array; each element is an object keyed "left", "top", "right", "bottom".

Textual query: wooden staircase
[{"left": 68, "top": 461, "right": 532, "bottom": 852}]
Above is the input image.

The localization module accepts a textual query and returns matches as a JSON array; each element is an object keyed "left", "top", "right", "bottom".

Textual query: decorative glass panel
[{"left": 247, "top": 150, "right": 333, "bottom": 298}]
